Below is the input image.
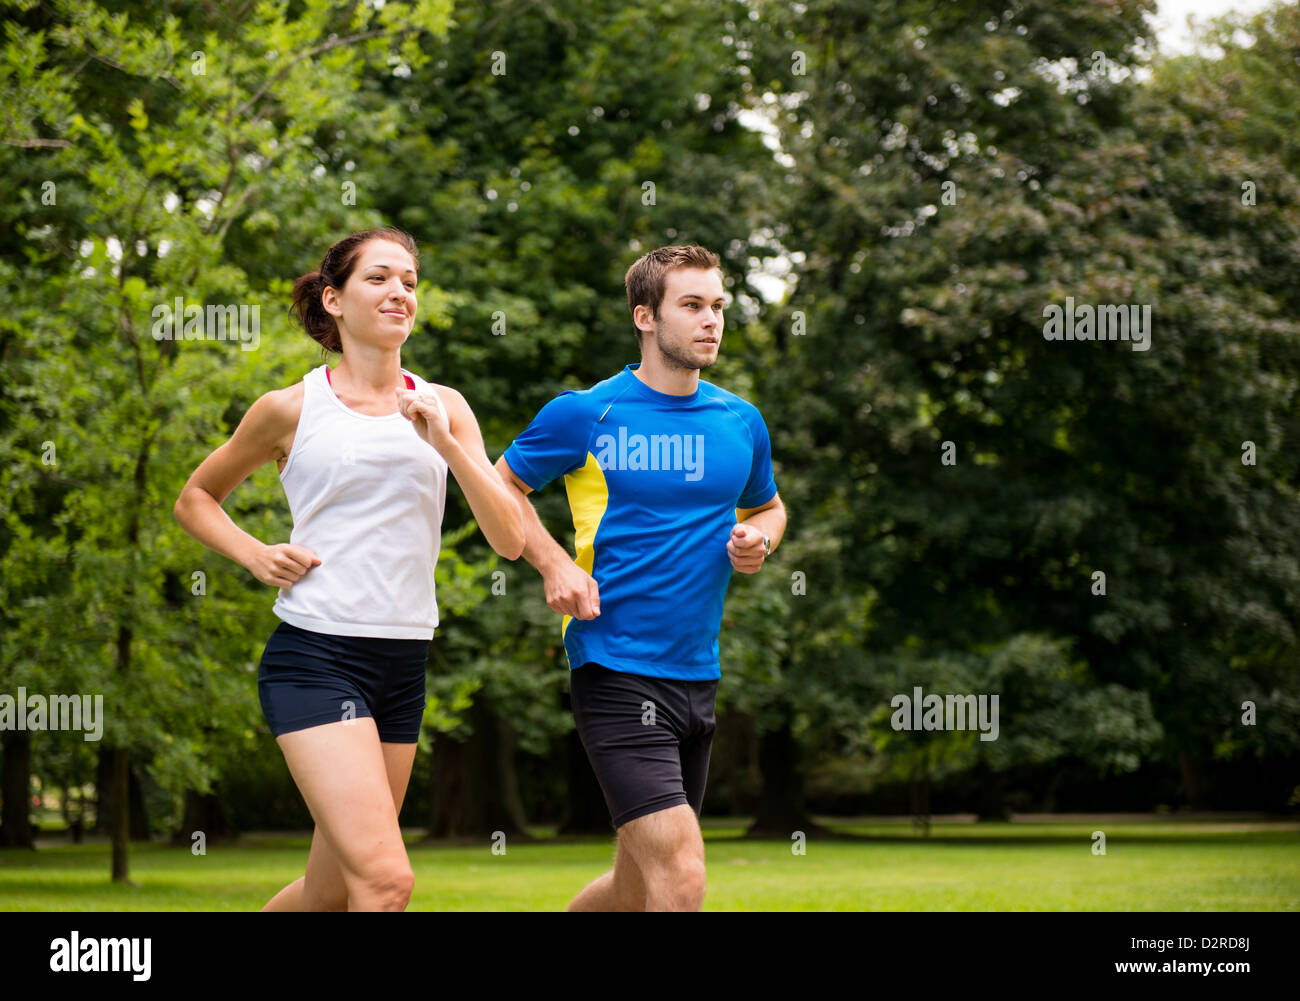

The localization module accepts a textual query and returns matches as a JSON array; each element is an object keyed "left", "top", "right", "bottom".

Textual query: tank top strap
[
  {"left": 405, "top": 370, "right": 449, "bottom": 425},
  {"left": 303, "top": 363, "right": 329, "bottom": 408}
]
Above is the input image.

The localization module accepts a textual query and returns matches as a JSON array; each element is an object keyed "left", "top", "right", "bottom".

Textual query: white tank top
[{"left": 272, "top": 363, "right": 448, "bottom": 639}]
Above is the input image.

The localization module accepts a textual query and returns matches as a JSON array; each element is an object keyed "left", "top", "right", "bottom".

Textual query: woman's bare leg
[{"left": 260, "top": 720, "right": 418, "bottom": 911}]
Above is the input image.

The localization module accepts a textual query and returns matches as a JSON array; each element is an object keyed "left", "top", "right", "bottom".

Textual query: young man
[{"left": 495, "top": 244, "right": 787, "bottom": 911}]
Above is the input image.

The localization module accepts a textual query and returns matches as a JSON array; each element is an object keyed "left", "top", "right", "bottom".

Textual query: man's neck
[{"left": 632, "top": 355, "right": 700, "bottom": 396}]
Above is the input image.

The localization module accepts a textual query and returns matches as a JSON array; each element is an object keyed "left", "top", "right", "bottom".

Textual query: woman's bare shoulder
[
  {"left": 248, "top": 381, "right": 304, "bottom": 427},
  {"left": 420, "top": 381, "right": 466, "bottom": 409},
  {"left": 234, "top": 381, "right": 305, "bottom": 456}
]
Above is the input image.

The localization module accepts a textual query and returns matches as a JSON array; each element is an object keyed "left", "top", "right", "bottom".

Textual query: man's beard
[{"left": 654, "top": 322, "right": 716, "bottom": 372}]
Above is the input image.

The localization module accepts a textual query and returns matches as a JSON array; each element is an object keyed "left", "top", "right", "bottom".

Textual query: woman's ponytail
[{"left": 290, "top": 271, "right": 341, "bottom": 353}]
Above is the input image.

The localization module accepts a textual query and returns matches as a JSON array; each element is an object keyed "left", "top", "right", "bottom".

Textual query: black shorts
[
  {"left": 257, "top": 620, "right": 430, "bottom": 744},
  {"left": 569, "top": 662, "right": 719, "bottom": 830}
]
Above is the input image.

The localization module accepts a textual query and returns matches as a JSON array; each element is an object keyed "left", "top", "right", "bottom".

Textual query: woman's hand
[
  {"left": 247, "top": 542, "right": 321, "bottom": 588},
  {"left": 396, "top": 388, "right": 453, "bottom": 455}
]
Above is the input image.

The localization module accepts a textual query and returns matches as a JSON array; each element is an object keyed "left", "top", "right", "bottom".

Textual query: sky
[{"left": 1152, "top": 0, "right": 1277, "bottom": 54}]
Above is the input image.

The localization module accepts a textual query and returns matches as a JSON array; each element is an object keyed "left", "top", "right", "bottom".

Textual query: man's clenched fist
[
  {"left": 543, "top": 559, "right": 601, "bottom": 620},
  {"left": 727, "top": 523, "right": 767, "bottom": 574}
]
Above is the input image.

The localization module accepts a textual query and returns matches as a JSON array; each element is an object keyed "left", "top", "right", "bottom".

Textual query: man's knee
[
  {"left": 610, "top": 852, "right": 647, "bottom": 909},
  {"left": 624, "top": 835, "right": 705, "bottom": 907},
  {"left": 631, "top": 850, "right": 704, "bottom": 910},
  {"left": 664, "top": 851, "right": 706, "bottom": 903}
]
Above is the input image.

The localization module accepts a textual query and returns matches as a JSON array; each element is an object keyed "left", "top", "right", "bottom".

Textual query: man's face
[{"left": 641, "top": 267, "right": 726, "bottom": 371}]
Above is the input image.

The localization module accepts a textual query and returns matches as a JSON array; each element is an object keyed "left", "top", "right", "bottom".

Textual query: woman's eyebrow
[{"left": 365, "top": 263, "right": 418, "bottom": 275}]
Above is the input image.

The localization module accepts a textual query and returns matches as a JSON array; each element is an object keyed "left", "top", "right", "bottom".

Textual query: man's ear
[{"left": 632, "top": 303, "right": 657, "bottom": 337}]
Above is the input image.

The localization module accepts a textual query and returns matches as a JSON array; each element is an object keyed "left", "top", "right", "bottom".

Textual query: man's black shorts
[{"left": 568, "top": 661, "right": 719, "bottom": 830}]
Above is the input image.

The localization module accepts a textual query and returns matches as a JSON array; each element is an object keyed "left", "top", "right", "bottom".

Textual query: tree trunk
[
  {"left": 93, "top": 746, "right": 111, "bottom": 834},
  {"left": 0, "top": 729, "right": 35, "bottom": 848},
  {"left": 128, "top": 761, "right": 149, "bottom": 840},
  {"left": 61, "top": 782, "right": 85, "bottom": 844},
  {"left": 495, "top": 715, "right": 530, "bottom": 836},
  {"left": 1178, "top": 749, "right": 1206, "bottom": 810},
  {"left": 109, "top": 443, "right": 150, "bottom": 880},
  {"left": 111, "top": 747, "right": 130, "bottom": 881},
  {"left": 726, "top": 711, "right": 760, "bottom": 819},
  {"left": 973, "top": 759, "right": 1010, "bottom": 820},
  {"left": 746, "top": 704, "right": 816, "bottom": 838},
  {"left": 910, "top": 748, "right": 932, "bottom": 837},
  {"left": 95, "top": 745, "right": 150, "bottom": 845},
  {"left": 428, "top": 731, "right": 469, "bottom": 836},
  {"left": 170, "top": 788, "right": 236, "bottom": 846},
  {"left": 426, "top": 702, "right": 531, "bottom": 840}
]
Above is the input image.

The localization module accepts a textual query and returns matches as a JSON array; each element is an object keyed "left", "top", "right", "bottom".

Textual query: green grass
[{"left": 2, "top": 819, "right": 1297, "bottom": 911}]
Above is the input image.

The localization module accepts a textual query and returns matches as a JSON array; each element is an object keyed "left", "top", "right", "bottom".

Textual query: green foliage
[
  {"left": 3, "top": 0, "right": 1297, "bottom": 857},
  {"left": 0, "top": 0, "right": 454, "bottom": 861},
  {"left": 727, "top": 0, "right": 1300, "bottom": 801}
]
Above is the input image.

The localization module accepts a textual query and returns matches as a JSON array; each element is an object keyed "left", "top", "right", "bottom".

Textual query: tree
[
  {"left": 0, "top": 0, "right": 453, "bottom": 880},
  {"left": 738, "top": 0, "right": 1300, "bottom": 820}
]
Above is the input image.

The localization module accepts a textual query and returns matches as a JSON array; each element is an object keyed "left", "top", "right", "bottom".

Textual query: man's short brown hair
[{"left": 624, "top": 245, "right": 723, "bottom": 338}]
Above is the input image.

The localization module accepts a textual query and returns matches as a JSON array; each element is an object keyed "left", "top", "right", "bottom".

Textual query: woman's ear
[{"left": 322, "top": 283, "right": 343, "bottom": 319}]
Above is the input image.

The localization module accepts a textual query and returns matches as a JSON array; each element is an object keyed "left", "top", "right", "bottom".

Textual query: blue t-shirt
[{"left": 503, "top": 364, "right": 778, "bottom": 681}]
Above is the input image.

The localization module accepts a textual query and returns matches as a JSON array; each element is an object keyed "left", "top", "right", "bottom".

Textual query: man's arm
[
  {"left": 729, "top": 492, "right": 787, "bottom": 574},
  {"left": 494, "top": 455, "right": 601, "bottom": 619}
]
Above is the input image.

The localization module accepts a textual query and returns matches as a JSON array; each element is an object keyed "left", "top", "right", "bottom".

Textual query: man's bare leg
[
  {"left": 568, "top": 835, "right": 646, "bottom": 911},
  {"left": 568, "top": 804, "right": 704, "bottom": 912}
]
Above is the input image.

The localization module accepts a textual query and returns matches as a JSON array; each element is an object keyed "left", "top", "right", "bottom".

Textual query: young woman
[{"left": 173, "top": 227, "right": 523, "bottom": 911}]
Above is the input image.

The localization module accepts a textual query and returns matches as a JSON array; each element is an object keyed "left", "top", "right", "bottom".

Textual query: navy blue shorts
[
  {"left": 257, "top": 621, "right": 430, "bottom": 744},
  {"left": 569, "top": 662, "right": 718, "bottom": 830}
]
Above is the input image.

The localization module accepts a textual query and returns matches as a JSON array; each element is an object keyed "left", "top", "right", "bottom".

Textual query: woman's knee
[
  {"left": 346, "top": 858, "right": 415, "bottom": 911},
  {"left": 301, "top": 876, "right": 349, "bottom": 912}
]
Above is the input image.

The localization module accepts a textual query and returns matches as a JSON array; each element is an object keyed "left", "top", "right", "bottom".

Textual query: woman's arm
[
  {"left": 398, "top": 386, "right": 526, "bottom": 560},
  {"left": 173, "top": 386, "right": 322, "bottom": 588}
]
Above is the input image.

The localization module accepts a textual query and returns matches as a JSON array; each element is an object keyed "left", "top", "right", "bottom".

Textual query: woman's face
[{"left": 324, "top": 239, "right": 418, "bottom": 348}]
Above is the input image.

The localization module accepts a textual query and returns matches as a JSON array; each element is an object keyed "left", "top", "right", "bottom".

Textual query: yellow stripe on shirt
[{"left": 561, "top": 451, "right": 609, "bottom": 638}]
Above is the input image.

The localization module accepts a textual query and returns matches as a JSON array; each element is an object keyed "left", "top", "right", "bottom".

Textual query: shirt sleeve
[
  {"left": 502, "top": 391, "right": 592, "bottom": 492},
  {"left": 737, "top": 406, "right": 778, "bottom": 509}
]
